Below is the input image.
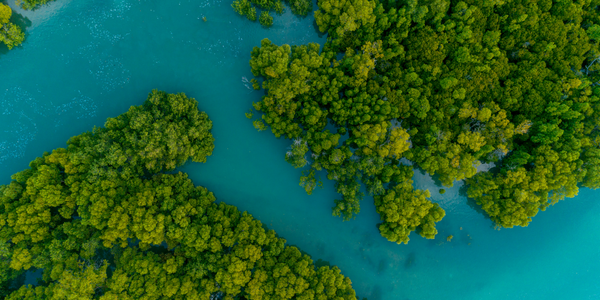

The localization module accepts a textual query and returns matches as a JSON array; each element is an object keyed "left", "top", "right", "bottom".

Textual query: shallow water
[{"left": 1, "top": 1, "right": 599, "bottom": 299}]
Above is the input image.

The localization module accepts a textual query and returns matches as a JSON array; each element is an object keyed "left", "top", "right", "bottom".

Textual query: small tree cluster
[
  {"left": 0, "top": 4, "right": 24, "bottom": 50},
  {"left": 231, "top": 0, "right": 312, "bottom": 27}
]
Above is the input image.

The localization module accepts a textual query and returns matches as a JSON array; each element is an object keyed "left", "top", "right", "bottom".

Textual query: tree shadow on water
[
  {"left": 312, "top": 18, "right": 325, "bottom": 38},
  {"left": 0, "top": 43, "right": 9, "bottom": 55},
  {"left": 458, "top": 183, "right": 491, "bottom": 220},
  {"left": 366, "top": 285, "right": 382, "bottom": 300},
  {"left": 414, "top": 164, "right": 445, "bottom": 188},
  {"left": 377, "top": 258, "right": 388, "bottom": 274},
  {"left": 10, "top": 8, "right": 33, "bottom": 30},
  {"left": 314, "top": 258, "right": 331, "bottom": 269},
  {"left": 404, "top": 252, "right": 416, "bottom": 269},
  {"left": 9, "top": 271, "right": 27, "bottom": 289}
]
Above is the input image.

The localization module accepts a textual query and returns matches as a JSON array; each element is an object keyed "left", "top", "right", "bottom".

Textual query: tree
[
  {"left": 231, "top": 0, "right": 308, "bottom": 25},
  {"left": 259, "top": 10, "right": 273, "bottom": 27},
  {"left": 1, "top": 90, "right": 358, "bottom": 299},
  {"left": 0, "top": 3, "right": 25, "bottom": 50},
  {"left": 245, "top": 0, "right": 600, "bottom": 239},
  {"left": 375, "top": 177, "right": 445, "bottom": 244},
  {"left": 16, "top": 0, "right": 56, "bottom": 10}
]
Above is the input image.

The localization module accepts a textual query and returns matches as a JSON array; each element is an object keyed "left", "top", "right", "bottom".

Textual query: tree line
[
  {"left": 0, "top": 90, "right": 357, "bottom": 299},
  {"left": 246, "top": 0, "right": 600, "bottom": 243},
  {"left": 232, "top": 0, "right": 313, "bottom": 27}
]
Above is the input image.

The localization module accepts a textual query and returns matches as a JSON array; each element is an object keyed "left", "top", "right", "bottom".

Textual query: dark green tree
[
  {"left": 0, "top": 90, "right": 358, "bottom": 299},
  {"left": 246, "top": 0, "right": 600, "bottom": 240}
]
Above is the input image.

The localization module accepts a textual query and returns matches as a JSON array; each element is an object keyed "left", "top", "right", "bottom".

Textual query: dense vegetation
[
  {"left": 0, "top": 90, "right": 357, "bottom": 299},
  {"left": 15, "top": 0, "right": 54, "bottom": 10},
  {"left": 1, "top": 0, "right": 58, "bottom": 52},
  {"left": 232, "top": 0, "right": 313, "bottom": 27},
  {"left": 247, "top": 0, "right": 600, "bottom": 243},
  {"left": 0, "top": 3, "right": 24, "bottom": 50}
]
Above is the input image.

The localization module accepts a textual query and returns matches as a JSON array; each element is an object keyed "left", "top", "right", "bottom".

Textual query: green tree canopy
[
  {"left": 0, "top": 90, "right": 357, "bottom": 299},
  {"left": 231, "top": 0, "right": 312, "bottom": 24},
  {"left": 246, "top": 0, "right": 600, "bottom": 241},
  {"left": 15, "top": 0, "right": 55, "bottom": 10},
  {"left": 0, "top": 3, "right": 24, "bottom": 50}
]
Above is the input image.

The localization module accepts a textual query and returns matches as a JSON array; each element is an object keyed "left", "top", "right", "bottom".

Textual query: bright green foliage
[
  {"left": 375, "top": 174, "right": 445, "bottom": 244},
  {"left": 259, "top": 10, "right": 274, "bottom": 27},
  {"left": 16, "top": 0, "right": 55, "bottom": 10},
  {"left": 80, "top": 90, "right": 214, "bottom": 174},
  {"left": 286, "top": 0, "right": 312, "bottom": 16},
  {"left": 286, "top": 137, "right": 310, "bottom": 168},
  {"left": 232, "top": 0, "right": 258, "bottom": 22},
  {"left": 249, "top": 37, "right": 444, "bottom": 240},
  {"left": 0, "top": 90, "right": 213, "bottom": 251},
  {"left": 300, "top": 169, "right": 323, "bottom": 195},
  {"left": 247, "top": 0, "right": 600, "bottom": 240},
  {"left": 232, "top": 0, "right": 255, "bottom": 20},
  {"left": 0, "top": 3, "right": 24, "bottom": 50},
  {"left": 314, "top": 0, "right": 376, "bottom": 45},
  {"left": 231, "top": 0, "right": 311, "bottom": 25},
  {"left": 588, "top": 24, "right": 600, "bottom": 41},
  {"left": 250, "top": 39, "right": 291, "bottom": 79},
  {"left": 0, "top": 4, "right": 11, "bottom": 24},
  {"left": 48, "top": 261, "right": 108, "bottom": 299},
  {"left": 0, "top": 90, "right": 357, "bottom": 299}
]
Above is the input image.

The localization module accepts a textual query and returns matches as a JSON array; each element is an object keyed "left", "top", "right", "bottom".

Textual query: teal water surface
[{"left": 1, "top": 1, "right": 599, "bottom": 299}]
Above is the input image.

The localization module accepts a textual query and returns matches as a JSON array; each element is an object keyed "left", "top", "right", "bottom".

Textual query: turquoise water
[{"left": 1, "top": 1, "right": 599, "bottom": 299}]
